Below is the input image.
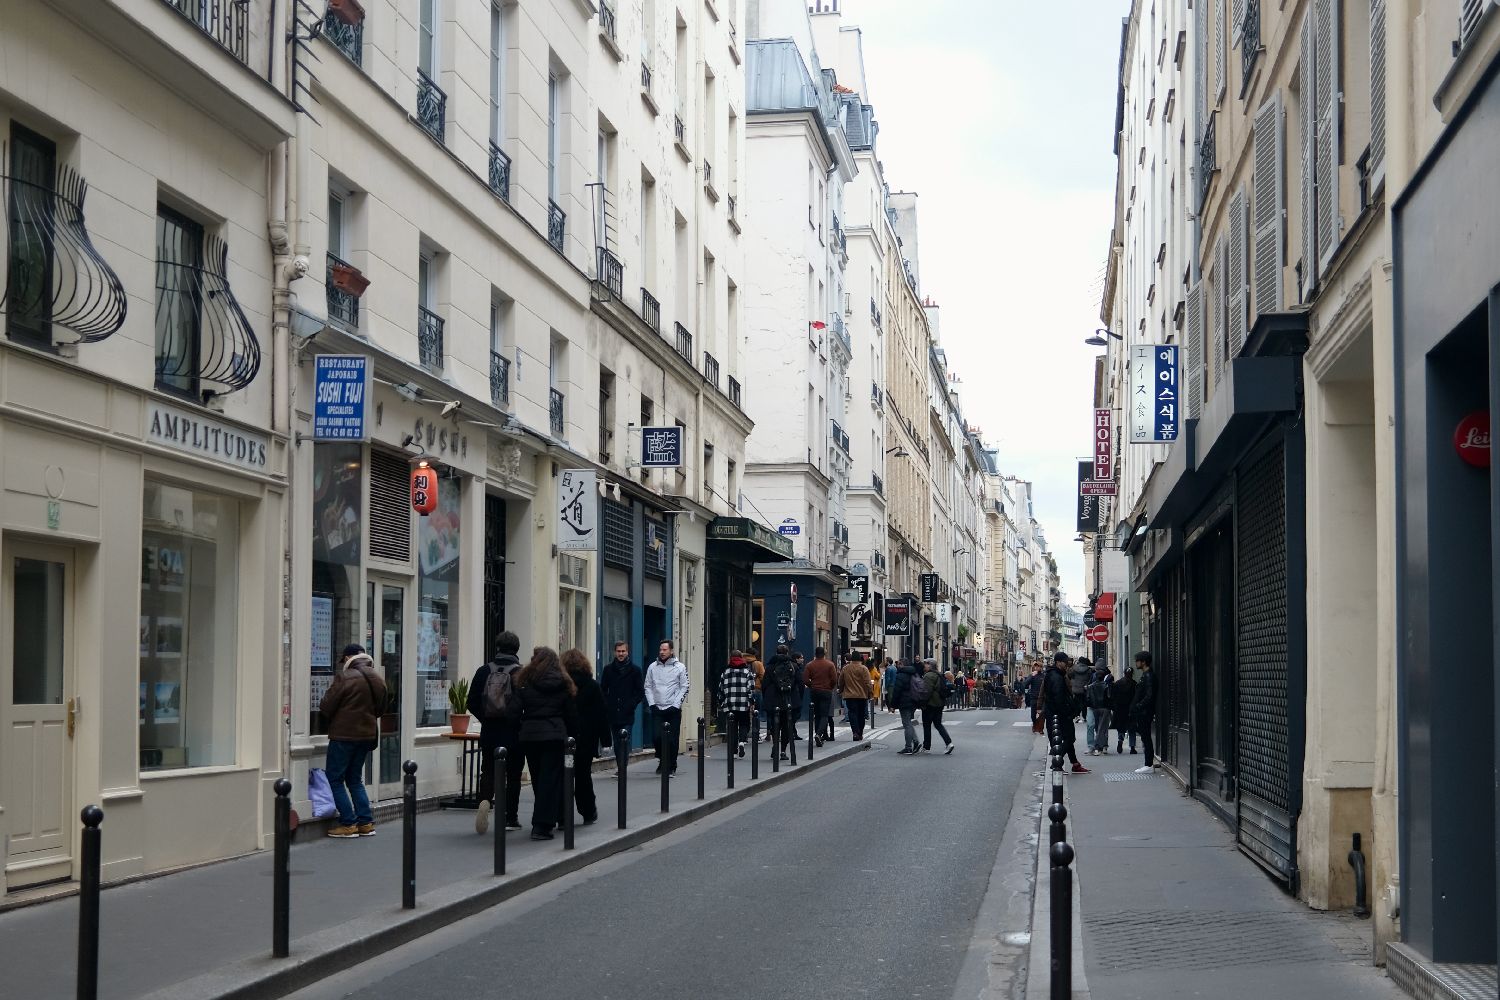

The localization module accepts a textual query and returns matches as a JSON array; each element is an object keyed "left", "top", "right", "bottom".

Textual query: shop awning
[
  {"left": 706, "top": 517, "right": 794, "bottom": 561},
  {"left": 1095, "top": 593, "right": 1117, "bottom": 621}
]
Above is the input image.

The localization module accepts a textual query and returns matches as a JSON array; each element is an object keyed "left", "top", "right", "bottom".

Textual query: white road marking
[
  {"left": 977, "top": 721, "right": 998, "bottom": 727},
  {"left": 1012, "top": 721, "right": 1032, "bottom": 727}
]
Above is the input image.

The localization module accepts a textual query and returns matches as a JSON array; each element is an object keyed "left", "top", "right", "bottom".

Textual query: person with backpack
[
  {"left": 600, "top": 640, "right": 644, "bottom": 768},
  {"left": 644, "top": 640, "right": 689, "bottom": 775},
  {"left": 467, "top": 630, "right": 525, "bottom": 835},
  {"left": 891, "top": 658, "right": 924, "bottom": 756},
  {"left": 319, "top": 645, "right": 387, "bottom": 838},
  {"left": 1085, "top": 666, "right": 1113, "bottom": 755},
  {"left": 717, "top": 651, "right": 755, "bottom": 757},
  {"left": 921, "top": 660, "right": 955, "bottom": 754},
  {"left": 838, "top": 650, "right": 874, "bottom": 740},
  {"left": 1042, "top": 652, "right": 1089, "bottom": 773},
  {"left": 1112, "top": 664, "right": 1138, "bottom": 754},
  {"left": 514, "top": 647, "right": 578, "bottom": 840},
  {"left": 762, "top": 644, "right": 798, "bottom": 760},
  {"left": 562, "top": 648, "right": 607, "bottom": 825}
]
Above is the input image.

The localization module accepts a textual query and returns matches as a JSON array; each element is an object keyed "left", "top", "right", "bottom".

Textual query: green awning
[{"left": 707, "top": 517, "right": 794, "bottom": 561}]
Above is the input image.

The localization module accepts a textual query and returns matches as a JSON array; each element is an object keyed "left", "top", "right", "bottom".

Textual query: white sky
[{"left": 846, "top": 0, "right": 1130, "bottom": 602}]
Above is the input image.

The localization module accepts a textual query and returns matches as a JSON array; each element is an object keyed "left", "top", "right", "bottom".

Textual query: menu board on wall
[{"left": 310, "top": 596, "right": 334, "bottom": 669}]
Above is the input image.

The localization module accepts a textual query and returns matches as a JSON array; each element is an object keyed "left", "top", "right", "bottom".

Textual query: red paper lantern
[
  {"left": 1454, "top": 411, "right": 1491, "bottom": 469},
  {"left": 411, "top": 463, "right": 438, "bottom": 515}
]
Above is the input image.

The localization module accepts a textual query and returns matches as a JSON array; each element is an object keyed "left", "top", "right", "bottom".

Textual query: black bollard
[
  {"left": 697, "top": 716, "right": 707, "bottom": 801},
  {"left": 1049, "top": 800, "right": 1068, "bottom": 847},
  {"left": 750, "top": 711, "right": 760, "bottom": 780},
  {"left": 272, "top": 779, "right": 291, "bottom": 958},
  {"left": 727, "top": 714, "right": 737, "bottom": 789},
  {"left": 660, "top": 722, "right": 672, "bottom": 813},
  {"left": 617, "top": 729, "right": 629, "bottom": 830},
  {"left": 77, "top": 805, "right": 103, "bottom": 1000},
  {"left": 772, "top": 707, "right": 782, "bottom": 773},
  {"left": 807, "top": 701, "right": 815, "bottom": 761},
  {"left": 1050, "top": 841, "right": 1075, "bottom": 999},
  {"left": 563, "top": 737, "right": 576, "bottom": 850},
  {"left": 401, "top": 760, "right": 417, "bottom": 910},
  {"left": 494, "top": 748, "right": 507, "bottom": 876}
]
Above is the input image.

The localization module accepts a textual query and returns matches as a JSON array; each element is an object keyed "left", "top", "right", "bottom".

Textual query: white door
[{"left": 3, "top": 542, "right": 74, "bottom": 889}]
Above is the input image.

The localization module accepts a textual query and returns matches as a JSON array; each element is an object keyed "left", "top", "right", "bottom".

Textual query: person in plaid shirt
[{"left": 718, "top": 651, "right": 756, "bottom": 759}]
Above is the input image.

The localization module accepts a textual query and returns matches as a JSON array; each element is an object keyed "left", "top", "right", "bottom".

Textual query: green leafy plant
[{"left": 447, "top": 677, "right": 470, "bottom": 716}]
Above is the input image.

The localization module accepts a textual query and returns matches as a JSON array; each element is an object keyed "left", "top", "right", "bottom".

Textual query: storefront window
[
  {"left": 815, "top": 598, "right": 832, "bottom": 656},
  {"left": 311, "top": 442, "right": 362, "bottom": 734},
  {"left": 751, "top": 598, "right": 765, "bottom": 662},
  {"left": 140, "top": 480, "right": 239, "bottom": 771},
  {"left": 559, "top": 553, "right": 591, "bottom": 653},
  {"left": 417, "top": 472, "right": 461, "bottom": 728}
]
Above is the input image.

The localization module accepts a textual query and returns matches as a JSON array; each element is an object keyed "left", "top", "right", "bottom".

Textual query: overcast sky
[{"left": 847, "top": 0, "right": 1130, "bottom": 602}]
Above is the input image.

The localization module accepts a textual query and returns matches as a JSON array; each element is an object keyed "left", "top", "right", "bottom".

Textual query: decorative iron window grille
[
  {"left": 417, "top": 69, "right": 446, "bottom": 143},
  {"left": 727, "top": 194, "right": 737, "bottom": 223},
  {"left": 597, "top": 247, "right": 623, "bottom": 298},
  {"left": 1198, "top": 112, "right": 1218, "bottom": 207},
  {"left": 641, "top": 287, "right": 660, "bottom": 332},
  {"left": 155, "top": 212, "right": 259, "bottom": 400},
  {"left": 2, "top": 164, "right": 127, "bottom": 346},
  {"left": 490, "top": 351, "right": 510, "bottom": 408},
  {"left": 417, "top": 305, "right": 443, "bottom": 370},
  {"left": 674, "top": 322, "right": 692, "bottom": 361},
  {"left": 325, "top": 253, "right": 359, "bottom": 330},
  {"left": 703, "top": 160, "right": 713, "bottom": 186},
  {"left": 549, "top": 387, "right": 565, "bottom": 436},
  {"left": 163, "top": 0, "right": 249, "bottom": 65},
  {"left": 547, "top": 200, "right": 566, "bottom": 252},
  {"left": 872, "top": 473, "right": 884, "bottom": 496},
  {"left": 1240, "top": 0, "right": 1261, "bottom": 85},
  {"left": 323, "top": 10, "right": 362, "bottom": 65},
  {"left": 641, "top": 62, "right": 653, "bottom": 91},
  {"left": 728, "top": 376, "right": 742, "bottom": 408},
  {"left": 703, "top": 352, "right": 719, "bottom": 388},
  {"left": 673, "top": 114, "right": 686, "bottom": 146},
  {"left": 599, "top": 0, "right": 618, "bottom": 42},
  {"left": 488, "top": 142, "right": 511, "bottom": 203}
]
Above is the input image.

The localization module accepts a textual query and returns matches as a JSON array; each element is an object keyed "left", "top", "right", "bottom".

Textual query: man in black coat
[
  {"left": 1111, "top": 665, "right": 1138, "bottom": 754},
  {"left": 1043, "top": 652, "right": 1088, "bottom": 772},
  {"left": 599, "top": 640, "right": 644, "bottom": 768},
  {"left": 1130, "top": 651, "right": 1159, "bottom": 772},
  {"left": 467, "top": 630, "right": 525, "bottom": 834}
]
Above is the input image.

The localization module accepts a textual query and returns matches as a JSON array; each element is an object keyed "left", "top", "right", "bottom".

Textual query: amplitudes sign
[
  {"left": 1129, "top": 344, "right": 1180, "bottom": 444},
  {"left": 1093, "top": 408, "right": 1113, "bottom": 481}
]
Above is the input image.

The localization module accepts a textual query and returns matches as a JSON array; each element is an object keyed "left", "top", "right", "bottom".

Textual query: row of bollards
[{"left": 1049, "top": 739, "right": 1076, "bottom": 1000}]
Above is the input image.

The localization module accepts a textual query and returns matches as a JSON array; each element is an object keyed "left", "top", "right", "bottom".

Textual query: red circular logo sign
[{"left": 1455, "top": 411, "right": 1491, "bottom": 468}]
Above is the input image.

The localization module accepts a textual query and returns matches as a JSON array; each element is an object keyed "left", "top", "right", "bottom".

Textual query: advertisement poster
[
  {"left": 154, "top": 617, "right": 183, "bottom": 658},
  {"left": 418, "top": 476, "right": 461, "bottom": 577},
  {"left": 153, "top": 681, "right": 181, "bottom": 723},
  {"left": 417, "top": 610, "right": 443, "bottom": 676},
  {"left": 312, "top": 442, "right": 362, "bottom": 565},
  {"left": 310, "top": 595, "right": 334, "bottom": 669}
]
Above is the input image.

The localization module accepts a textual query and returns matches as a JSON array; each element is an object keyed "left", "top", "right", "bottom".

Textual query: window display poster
[
  {"left": 310, "top": 595, "right": 334, "bottom": 669},
  {"left": 417, "top": 610, "right": 443, "bottom": 676},
  {"left": 312, "top": 442, "right": 362, "bottom": 566},
  {"left": 424, "top": 678, "right": 450, "bottom": 716},
  {"left": 418, "top": 475, "right": 461, "bottom": 578},
  {"left": 154, "top": 681, "right": 181, "bottom": 723},
  {"left": 310, "top": 673, "right": 333, "bottom": 709},
  {"left": 139, "top": 616, "right": 150, "bottom": 657},
  {"left": 154, "top": 617, "right": 184, "bottom": 658},
  {"left": 139, "top": 683, "right": 147, "bottom": 726}
]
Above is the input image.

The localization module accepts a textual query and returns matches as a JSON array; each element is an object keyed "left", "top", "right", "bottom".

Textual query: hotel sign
[{"left": 1093, "top": 408, "right": 1113, "bottom": 481}]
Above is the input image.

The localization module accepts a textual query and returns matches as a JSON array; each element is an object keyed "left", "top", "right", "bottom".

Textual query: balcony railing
[
  {"left": 673, "top": 114, "right": 686, "bottom": 146},
  {"left": 488, "top": 141, "right": 511, "bottom": 202},
  {"left": 828, "top": 314, "right": 851, "bottom": 355},
  {"left": 599, "top": 0, "right": 618, "bottom": 43},
  {"left": 728, "top": 376, "right": 742, "bottom": 408},
  {"left": 674, "top": 322, "right": 692, "bottom": 361},
  {"left": 641, "top": 288, "right": 660, "bottom": 332},
  {"left": 489, "top": 351, "right": 510, "bottom": 408},
  {"left": 547, "top": 200, "right": 566, "bottom": 253},
  {"left": 322, "top": 10, "right": 362, "bottom": 65},
  {"left": 870, "top": 297, "right": 882, "bottom": 328},
  {"left": 703, "top": 352, "right": 719, "bottom": 388},
  {"left": 874, "top": 551, "right": 887, "bottom": 571},
  {"left": 727, "top": 194, "right": 737, "bottom": 224},
  {"left": 596, "top": 248, "right": 623, "bottom": 298},
  {"left": 163, "top": 0, "right": 249, "bottom": 66},
  {"left": 831, "top": 420, "right": 850, "bottom": 455},
  {"left": 154, "top": 231, "right": 259, "bottom": 398},
  {"left": 1198, "top": 112, "right": 1217, "bottom": 207},
  {"left": 641, "top": 62, "right": 652, "bottom": 91},
  {"left": 871, "top": 382, "right": 884, "bottom": 409},
  {"left": 872, "top": 473, "right": 884, "bottom": 496},
  {"left": 549, "top": 388, "right": 565, "bottom": 436},
  {"left": 417, "top": 69, "right": 446, "bottom": 143},
  {"left": 417, "top": 305, "right": 443, "bottom": 370},
  {"left": 1240, "top": 0, "right": 1261, "bottom": 84},
  {"left": 325, "top": 253, "right": 360, "bottom": 330},
  {"left": 703, "top": 160, "right": 713, "bottom": 187}
]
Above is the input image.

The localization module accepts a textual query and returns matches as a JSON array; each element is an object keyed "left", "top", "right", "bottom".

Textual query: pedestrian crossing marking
[
  {"left": 976, "top": 721, "right": 998, "bottom": 727},
  {"left": 1012, "top": 721, "right": 1032, "bottom": 727}
]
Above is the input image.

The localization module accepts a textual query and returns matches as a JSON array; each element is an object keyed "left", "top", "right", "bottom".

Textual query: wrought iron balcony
[
  {"left": 549, "top": 387, "right": 565, "bottom": 436},
  {"left": 547, "top": 200, "right": 566, "bottom": 253},
  {"left": 489, "top": 351, "right": 510, "bottom": 408},
  {"left": 703, "top": 160, "right": 713, "bottom": 187},
  {"left": 1241, "top": 0, "right": 1261, "bottom": 83},
  {"left": 728, "top": 376, "right": 742, "bottom": 408},
  {"left": 641, "top": 287, "right": 661, "bottom": 332},
  {"left": 727, "top": 194, "right": 737, "bottom": 224},
  {"left": 703, "top": 351, "right": 719, "bottom": 388},
  {"left": 599, "top": 0, "right": 618, "bottom": 43},
  {"left": 1198, "top": 112, "right": 1217, "bottom": 207},
  {"left": 831, "top": 420, "right": 850, "bottom": 455},
  {"left": 641, "top": 62, "right": 652, "bottom": 91},
  {"left": 674, "top": 114, "right": 686, "bottom": 146},
  {"left": 417, "top": 69, "right": 446, "bottom": 144},
  {"left": 155, "top": 231, "right": 260, "bottom": 398},
  {"left": 674, "top": 322, "right": 692, "bottom": 361},
  {"left": 874, "top": 551, "right": 887, "bottom": 571},
  {"left": 488, "top": 142, "right": 511, "bottom": 203},
  {"left": 325, "top": 253, "right": 360, "bottom": 330},
  {"left": 417, "top": 305, "right": 443, "bottom": 370},
  {"left": 871, "top": 382, "right": 884, "bottom": 409},
  {"left": 163, "top": 0, "right": 250, "bottom": 65},
  {"left": 1, "top": 165, "right": 127, "bottom": 346},
  {"left": 596, "top": 248, "right": 623, "bottom": 298},
  {"left": 872, "top": 473, "right": 884, "bottom": 496},
  {"left": 829, "top": 314, "right": 851, "bottom": 355},
  {"left": 322, "top": 9, "right": 362, "bottom": 65}
]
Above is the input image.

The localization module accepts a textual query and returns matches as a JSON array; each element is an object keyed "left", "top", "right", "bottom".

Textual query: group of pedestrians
[
  {"left": 1030, "top": 649, "right": 1159, "bottom": 774},
  {"left": 882, "top": 657, "right": 957, "bottom": 756}
]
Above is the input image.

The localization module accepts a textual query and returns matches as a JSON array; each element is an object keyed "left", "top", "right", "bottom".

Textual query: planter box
[
  {"left": 328, "top": 0, "right": 365, "bottom": 26},
  {"left": 330, "top": 261, "right": 370, "bottom": 297}
]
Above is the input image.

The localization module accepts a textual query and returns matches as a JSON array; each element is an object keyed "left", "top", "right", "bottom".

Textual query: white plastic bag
[{"left": 308, "top": 767, "right": 338, "bottom": 819}]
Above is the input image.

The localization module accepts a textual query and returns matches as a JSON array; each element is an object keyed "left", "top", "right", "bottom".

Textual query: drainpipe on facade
[{"left": 268, "top": 142, "right": 294, "bottom": 794}]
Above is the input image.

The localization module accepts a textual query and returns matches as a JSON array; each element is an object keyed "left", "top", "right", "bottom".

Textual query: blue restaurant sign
[{"left": 312, "top": 355, "right": 371, "bottom": 441}]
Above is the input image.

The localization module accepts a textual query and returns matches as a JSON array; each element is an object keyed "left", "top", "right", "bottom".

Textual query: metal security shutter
[
  {"left": 602, "top": 500, "right": 634, "bottom": 569},
  {"left": 1164, "top": 568, "right": 1188, "bottom": 772},
  {"left": 1186, "top": 281, "right": 1205, "bottom": 418},
  {"left": 1252, "top": 94, "right": 1285, "bottom": 315},
  {"left": 369, "top": 450, "right": 412, "bottom": 562},
  {"left": 1369, "top": 0, "right": 1387, "bottom": 184},
  {"left": 1300, "top": 12, "right": 1317, "bottom": 300},
  {"left": 1227, "top": 186, "right": 1248, "bottom": 360},
  {"left": 1235, "top": 440, "right": 1294, "bottom": 881},
  {"left": 1314, "top": 0, "right": 1340, "bottom": 274},
  {"left": 483, "top": 494, "right": 506, "bottom": 661}
]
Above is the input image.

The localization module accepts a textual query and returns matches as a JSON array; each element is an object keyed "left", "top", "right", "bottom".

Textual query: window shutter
[
  {"left": 1253, "top": 94, "right": 1285, "bottom": 315},
  {"left": 1227, "top": 187, "right": 1248, "bottom": 360},
  {"left": 1300, "top": 12, "right": 1317, "bottom": 300},
  {"left": 1369, "top": 0, "right": 1387, "bottom": 183},
  {"left": 1214, "top": 237, "right": 1228, "bottom": 387},
  {"left": 1233, "top": 0, "right": 1246, "bottom": 46},
  {"left": 1196, "top": 0, "right": 1210, "bottom": 135},
  {"left": 370, "top": 450, "right": 413, "bottom": 562},
  {"left": 1460, "top": 0, "right": 1487, "bottom": 49},
  {"left": 1314, "top": 0, "right": 1340, "bottom": 274},
  {"left": 1216, "top": 0, "right": 1229, "bottom": 102},
  {"left": 1186, "top": 281, "right": 1205, "bottom": 419}
]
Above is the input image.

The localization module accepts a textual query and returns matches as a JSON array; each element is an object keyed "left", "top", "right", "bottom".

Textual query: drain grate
[{"left": 1102, "top": 771, "right": 1164, "bottom": 782}]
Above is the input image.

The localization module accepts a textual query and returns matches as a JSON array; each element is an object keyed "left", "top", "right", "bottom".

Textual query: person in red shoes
[{"left": 1041, "top": 651, "right": 1089, "bottom": 773}]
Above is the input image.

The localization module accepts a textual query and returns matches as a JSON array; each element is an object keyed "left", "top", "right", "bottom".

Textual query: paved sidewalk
[
  {"left": 1028, "top": 744, "right": 1403, "bottom": 1000},
  {"left": 0, "top": 723, "right": 876, "bottom": 1000}
]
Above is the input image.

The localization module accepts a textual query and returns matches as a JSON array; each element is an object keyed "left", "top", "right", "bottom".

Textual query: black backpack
[
  {"left": 481, "top": 661, "right": 518, "bottom": 720},
  {"left": 770, "top": 659, "right": 795, "bottom": 694}
]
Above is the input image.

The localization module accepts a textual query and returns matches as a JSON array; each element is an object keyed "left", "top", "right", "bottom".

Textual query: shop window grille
[
  {"left": 369, "top": 449, "right": 412, "bottom": 562},
  {"left": 603, "top": 500, "right": 635, "bottom": 569}
]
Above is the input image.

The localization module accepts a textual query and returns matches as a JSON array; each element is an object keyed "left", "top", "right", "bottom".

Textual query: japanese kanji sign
[
  {"left": 556, "top": 469, "right": 598, "bottom": 551},
  {"left": 1129, "top": 344, "right": 1180, "bottom": 444}
]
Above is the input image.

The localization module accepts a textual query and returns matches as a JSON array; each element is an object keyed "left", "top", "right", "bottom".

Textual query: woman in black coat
[
  {"left": 515, "top": 647, "right": 578, "bottom": 839},
  {"left": 562, "top": 648, "right": 607, "bottom": 824},
  {"left": 1111, "top": 666, "right": 1138, "bottom": 754},
  {"left": 1041, "top": 654, "right": 1087, "bottom": 772}
]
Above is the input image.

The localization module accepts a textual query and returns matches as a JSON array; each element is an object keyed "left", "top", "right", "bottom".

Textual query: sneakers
[
  {"left": 530, "top": 829, "right": 554, "bottom": 841},
  {"left": 944, "top": 744, "right": 955, "bottom": 756},
  {"left": 1070, "top": 763, "right": 1091, "bottom": 774},
  {"left": 327, "top": 825, "right": 360, "bottom": 839},
  {"left": 1134, "top": 765, "right": 1154, "bottom": 774},
  {"left": 475, "top": 799, "right": 491, "bottom": 835},
  {"left": 737, "top": 742, "right": 746, "bottom": 758},
  {"left": 505, "top": 820, "right": 523, "bottom": 832},
  {"left": 357, "top": 823, "right": 377, "bottom": 837},
  {"left": 897, "top": 747, "right": 916, "bottom": 756},
  {"left": 1086, "top": 749, "right": 1097, "bottom": 756}
]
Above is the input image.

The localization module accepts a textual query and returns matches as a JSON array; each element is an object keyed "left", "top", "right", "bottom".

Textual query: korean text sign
[{"left": 1129, "top": 344, "right": 1180, "bottom": 444}]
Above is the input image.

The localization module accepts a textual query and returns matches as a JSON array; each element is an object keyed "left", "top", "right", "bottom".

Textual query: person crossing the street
[
  {"left": 838, "top": 650, "right": 874, "bottom": 740},
  {"left": 921, "top": 659, "right": 955, "bottom": 755},
  {"left": 891, "top": 658, "right": 924, "bottom": 755}
]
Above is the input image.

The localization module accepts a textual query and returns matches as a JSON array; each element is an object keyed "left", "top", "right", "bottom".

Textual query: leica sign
[
  {"left": 1094, "top": 408, "right": 1114, "bottom": 482},
  {"left": 1455, "top": 411, "right": 1491, "bottom": 469}
]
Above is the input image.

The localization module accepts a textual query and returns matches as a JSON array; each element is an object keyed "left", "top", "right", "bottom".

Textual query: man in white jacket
[{"left": 644, "top": 640, "right": 690, "bottom": 775}]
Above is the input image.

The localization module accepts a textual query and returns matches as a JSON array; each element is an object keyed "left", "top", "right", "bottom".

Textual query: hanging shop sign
[
  {"left": 556, "top": 469, "right": 598, "bottom": 550},
  {"left": 1093, "top": 408, "right": 1114, "bottom": 480},
  {"left": 641, "top": 425, "right": 684, "bottom": 467},
  {"left": 312, "top": 354, "right": 371, "bottom": 441},
  {"left": 1454, "top": 410, "right": 1490, "bottom": 468},
  {"left": 935, "top": 602, "right": 951, "bottom": 624},
  {"left": 884, "top": 596, "right": 912, "bottom": 635},
  {"left": 919, "top": 573, "right": 939, "bottom": 603},
  {"left": 1129, "top": 344, "right": 1180, "bottom": 444},
  {"left": 1077, "top": 461, "right": 1100, "bottom": 531},
  {"left": 410, "top": 461, "right": 438, "bottom": 516},
  {"left": 837, "top": 587, "right": 862, "bottom": 604}
]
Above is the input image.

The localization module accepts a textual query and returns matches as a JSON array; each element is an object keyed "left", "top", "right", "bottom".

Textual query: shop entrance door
[
  {"left": 366, "top": 577, "right": 407, "bottom": 801},
  {"left": 3, "top": 542, "right": 75, "bottom": 890}
]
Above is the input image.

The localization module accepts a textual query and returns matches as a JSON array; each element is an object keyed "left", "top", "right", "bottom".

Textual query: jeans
[
  {"left": 325, "top": 738, "right": 376, "bottom": 827},
  {"left": 844, "top": 697, "right": 868, "bottom": 738},
  {"left": 811, "top": 690, "right": 834, "bottom": 740},
  {"left": 651, "top": 706, "right": 682, "bottom": 772},
  {"left": 1089, "top": 708, "right": 1111, "bottom": 751},
  {"left": 899, "top": 707, "right": 919, "bottom": 750},
  {"left": 921, "top": 705, "right": 951, "bottom": 749}
]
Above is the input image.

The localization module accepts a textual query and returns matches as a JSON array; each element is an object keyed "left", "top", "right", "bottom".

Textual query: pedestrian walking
[
  {"left": 882, "top": 659, "right": 899, "bottom": 713},
  {"left": 750, "top": 653, "right": 768, "bottom": 740},
  {"left": 838, "top": 650, "right": 874, "bottom": 740},
  {"left": 763, "top": 644, "right": 798, "bottom": 759},
  {"left": 805, "top": 646, "right": 838, "bottom": 745},
  {"left": 1070, "top": 656, "right": 1092, "bottom": 722},
  {"left": 600, "top": 640, "right": 644, "bottom": 768},
  {"left": 1130, "top": 651, "right": 1159, "bottom": 773},
  {"left": 1042, "top": 652, "right": 1089, "bottom": 772},
  {"left": 1026, "top": 662, "right": 1045, "bottom": 733},
  {"left": 791, "top": 652, "right": 807, "bottom": 739},
  {"left": 891, "top": 659, "right": 925, "bottom": 755},
  {"left": 562, "top": 649, "right": 606, "bottom": 825},
  {"left": 1085, "top": 666, "right": 1113, "bottom": 755},
  {"left": 468, "top": 631, "right": 525, "bottom": 834},
  {"left": 318, "top": 645, "right": 386, "bottom": 838},
  {"left": 644, "top": 640, "right": 689, "bottom": 775},
  {"left": 868, "top": 658, "right": 882, "bottom": 723},
  {"left": 1112, "top": 665, "right": 1138, "bottom": 754},
  {"left": 515, "top": 647, "right": 578, "bottom": 840},
  {"left": 717, "top": 650, "right": 755, "bottom": 757},
  {"left": 921, "top": 660, "right": 955, "bottom": 754}
]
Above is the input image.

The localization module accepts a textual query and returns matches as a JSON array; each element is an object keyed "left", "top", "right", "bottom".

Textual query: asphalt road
[{"left": 288, "top": 710, "right": 1038, "bottom": 1000}]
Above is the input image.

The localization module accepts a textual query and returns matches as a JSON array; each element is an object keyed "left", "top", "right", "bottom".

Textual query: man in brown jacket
[
  {"left": 804, "top": 646, "right": 839, "bottom": 746},
  {"left": 838, "top": 652, "right": 875, "bottom": 740},
  {"left": 319, "top": 644, "right": 388, "bottom": 838}
]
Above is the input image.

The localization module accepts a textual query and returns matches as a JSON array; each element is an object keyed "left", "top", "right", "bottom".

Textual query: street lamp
[
  {"left": 885, "top": 446, "right": 910, "bottom": 458},
  {"left": 1084, "top": 327, "right": 1125, "bottom": 347}
]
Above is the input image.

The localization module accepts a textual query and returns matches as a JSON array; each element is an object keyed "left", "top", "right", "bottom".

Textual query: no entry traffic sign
[{"left": 1085, "top": 624, "right": 1110, "bottom": 643}]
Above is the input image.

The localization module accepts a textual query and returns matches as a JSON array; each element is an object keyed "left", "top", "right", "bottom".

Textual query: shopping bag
[{"left": 308, "top": 767, "right": 338, "bottom": 819}]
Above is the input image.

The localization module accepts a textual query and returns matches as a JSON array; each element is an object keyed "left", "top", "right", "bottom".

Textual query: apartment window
[
  {"left": 419, "top": 0, "right": 438, "bottom": 76},
  {"left": 547, "top": 72, "right": 560, "bottom": 201},
  {"left": 417, "top": 252, "right": 443, "bottom": 371},
  {"left": 489, "top": 4, "right": 504, "bottom": 144},
  {"left": 641, "top": 394, "right": 654, "bottom": 428},
  {"left": 489, "top": 293, "right": 511, "bottom": 407},
  {"left": 6, "top": 125, "right": 57, "bottom": 348},
  {"left": 600, "top": 369, "right": 616, "bottom": 461},
  {"left": 727, "top": 458, "right": 737, "bottom": 509},
  {"left": 155, "top": 207, "right": 206, "bottom": 399},
  {"left": 640, "top": 169, "right": 656, "bottom": 287}
]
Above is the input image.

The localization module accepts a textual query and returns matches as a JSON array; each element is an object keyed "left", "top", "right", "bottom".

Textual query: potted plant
[
  {"left": 448, "top": 678, "right": 471, "bottom": 735},
  {"left": 327, "top": 0, "right": 365, "bottom": 27},
  {"left": 329, "top": 259, "right": 370, "bottom": 297}
]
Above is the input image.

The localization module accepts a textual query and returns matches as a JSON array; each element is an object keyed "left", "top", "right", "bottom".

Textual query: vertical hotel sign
[
  {"left": 1093, "top": 408, "right": 1113, "bottom": 481},
  {"left": 1129, "top": 344, "right": 1180, "bottom": 444}
]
